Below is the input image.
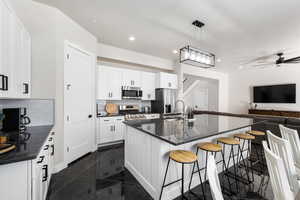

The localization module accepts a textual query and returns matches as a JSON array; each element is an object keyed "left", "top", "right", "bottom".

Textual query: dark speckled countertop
[
  {"left": 124, "top": 114, "right": 263, "bottom": 145},
  {"left": 0, "top": 125, "right": 54, "bottom": 165}
]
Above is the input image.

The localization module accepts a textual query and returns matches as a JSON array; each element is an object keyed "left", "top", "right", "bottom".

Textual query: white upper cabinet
[
  {"left": 156, "top": 72, "right": 178, "bottom": 89},
  {"left": 97, "top": 65, "right": 122, "bottom": 100},
  {"left": 122, "top": 69, "right": 141, "bottom": 87},
  {"left": 141, "top": 72, "right": 156, "bottom": 100},
  {"left": 0, "top": 0, "right": 31, "bottom": 98}
]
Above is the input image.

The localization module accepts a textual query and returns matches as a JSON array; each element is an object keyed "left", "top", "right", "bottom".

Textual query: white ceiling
[{"left": 35, "top": 0, "right": 300, "bottom": 72}]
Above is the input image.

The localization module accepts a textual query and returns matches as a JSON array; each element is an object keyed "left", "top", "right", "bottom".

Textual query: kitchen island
[{"left": 124, "top": 114, "right": 261, "bottom": 200}]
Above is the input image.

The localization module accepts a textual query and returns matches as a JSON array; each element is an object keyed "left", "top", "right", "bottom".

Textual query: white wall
[
  {"left": 229, "top": 65, "right": 300, "bottom": 114},
  {"left": 183, "top": 77, "right": 219, "bottom": 111},
  {"left": 98, "top": 43, "right": 175, "bottom": 71},
  {"left": 182, "top": 65, "right": 229, "bottom": 113},
  {"left": 9, "top": 0, "right": 97, "bottom": 167}
]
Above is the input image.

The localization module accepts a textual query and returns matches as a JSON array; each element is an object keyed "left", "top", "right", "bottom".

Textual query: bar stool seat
[
  {"left": 247, "top": 130, "right": 265, "bottom": 136},
  {"left": 234, "top": 133, "right": 255, "bottom": 140},
  {"left": 198, "top": 142, "right": 222, "bottom": 152},
  {"left": 170, "top": 150, "right": 198, "bottom": 163},
  {"left": 217, "top": 137, "right": 240, "bottom": 145}
]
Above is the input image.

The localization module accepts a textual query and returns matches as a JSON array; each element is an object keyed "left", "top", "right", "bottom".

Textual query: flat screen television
[{"left": 253, "top": 84, "right": 296, "bottom": 103}]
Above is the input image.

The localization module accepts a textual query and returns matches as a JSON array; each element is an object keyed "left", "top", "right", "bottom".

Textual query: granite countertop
[
  {"left": 124, "top": 114, "right": 262, "bottom": 145},
  {"left": 97, "top": 114, "right": 125, "bottom": 118},
  {"left": 0, "top": 125, "right": 54, "bottom": 165}
]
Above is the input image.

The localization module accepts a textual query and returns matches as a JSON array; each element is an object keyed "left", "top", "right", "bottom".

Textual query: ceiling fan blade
[
  {"left": 283, "top": 56, "right": 300, "bottom": 63},
  {"left": 248, "top": 62, "right": 275, "bottom": 67}
]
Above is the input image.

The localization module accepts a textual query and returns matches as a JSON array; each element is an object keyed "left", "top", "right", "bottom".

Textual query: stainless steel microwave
[{"left": 122, "top": 86, "right": 142, "bottom": 99}]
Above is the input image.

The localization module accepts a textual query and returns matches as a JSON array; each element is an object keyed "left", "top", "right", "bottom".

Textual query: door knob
[{"left": 88, "top": 114, "right": 93, "bottom": 118}]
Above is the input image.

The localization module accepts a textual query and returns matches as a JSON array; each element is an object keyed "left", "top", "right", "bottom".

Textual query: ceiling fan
[{"left": 241, "top": 52, "right": 300, "bottom": 68}]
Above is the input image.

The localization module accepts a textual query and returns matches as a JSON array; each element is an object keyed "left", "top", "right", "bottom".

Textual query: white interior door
[{"left": 64, "top": 42, "right": 94, "bottom": 165}]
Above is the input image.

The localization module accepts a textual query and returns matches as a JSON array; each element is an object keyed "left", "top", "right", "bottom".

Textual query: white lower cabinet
[
  {"left": 31, "top": 132, "right": 55, "bottom": 200},
  {"left": 0, "top": 132, "right": 55, "bottom": 200},
  {"left": 97, "top": 116, "right": 125, "bottom": 144}
]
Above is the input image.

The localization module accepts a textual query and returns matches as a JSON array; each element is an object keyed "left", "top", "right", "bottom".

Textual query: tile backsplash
[{"left": 0, "top": 99, "right": 54, "bottom": 127}]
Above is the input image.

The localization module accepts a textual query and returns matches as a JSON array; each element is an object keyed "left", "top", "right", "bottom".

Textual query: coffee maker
[{"left": 2, "top": 108, "right": 31, "bottom": 132}]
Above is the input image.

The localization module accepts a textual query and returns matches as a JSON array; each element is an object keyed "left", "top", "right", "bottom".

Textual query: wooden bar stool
[
  {"left": 217, "top": 137, "right": 240, "bottom": 193},
  {"left": 234, "top": 133, "right": 255, "bottom": 183},
  {"left": 188, "top": 142, "right": 224, "bottom": 199},
  {"left": 247, "top": 130, "right": 266, "bottom": 174},
  {"left": 159, "top": 150, "right": 205, "bottom": 200}
]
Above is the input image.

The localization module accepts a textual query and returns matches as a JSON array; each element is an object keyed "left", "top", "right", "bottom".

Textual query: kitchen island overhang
[{"left": 123, "top": 114, "right": 263, "bottom": 200}]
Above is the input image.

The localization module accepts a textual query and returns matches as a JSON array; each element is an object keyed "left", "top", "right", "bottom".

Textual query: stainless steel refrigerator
[{"left": 151, "top": 88, "right": 177, "bottom": 114}]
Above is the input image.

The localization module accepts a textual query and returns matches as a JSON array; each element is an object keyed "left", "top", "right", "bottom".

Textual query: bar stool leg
[
  {"left": 188, "top": 148, "right": 199, "bottom": 191},
  {"left": 159, "top": 157, "right": 170, "bottom": 200},
  {"left": 248, "top": 140, "right": 254, "bottom": 182},
  {"left": 181, "top": 163, "right": 184, "bottom": 200},
  {"left": 204, "top": 151, "right": 209, "bottom": 181},
  {"left": 196, "top": 161, "right": 206, "bottom": 199},
  {"left": 218, "top": 142, "right": 233, "bottom": 195},
  {"left": 237, "top": 144, "right": 251, "bottom": 184},
  {"left": 229, "top": 145, "right": 239, "bottom": 192}
]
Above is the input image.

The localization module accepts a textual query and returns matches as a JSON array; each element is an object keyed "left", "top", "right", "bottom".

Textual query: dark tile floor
[{"left": 47, "top": 143, "right": 273, "bottom": 200}]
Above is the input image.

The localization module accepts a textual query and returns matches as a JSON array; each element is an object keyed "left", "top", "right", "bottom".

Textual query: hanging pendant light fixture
[{"left": 179, "top": 20, "right": 216, "bottom": 68}]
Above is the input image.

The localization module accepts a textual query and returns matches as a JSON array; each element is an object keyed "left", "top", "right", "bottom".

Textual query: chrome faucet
[{"left": 175, "top": 99, "right": 186, "bottom": 117}]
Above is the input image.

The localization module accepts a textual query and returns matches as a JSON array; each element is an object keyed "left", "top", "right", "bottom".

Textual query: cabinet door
[
  {"left": 99, "top": 118, "right": 114, "bottom": 144},
  {"left": 107, "top": 67, "right": 122, "bottom": 100},
  {"left": 96, "top": 66, "right": 108, "bottom": 99},
  {"left": 122, "top": 69, "right": 141, "bottom": 87},
  {"left": 141, "top": 72, "right": 156, "bottom": 100},
  {"left": 20, "top": 29, "right": 31, "bottom": 98},
  {"left": 0, "top": 0, "right": 10, "bottom": 97},
  {"left": 0, "top": 1, "right": 31, "bottom": 98},
  {"left": 12, "top": 18, "right": 24, "bottom": 98},
  {"left": 157, "top": 72, "right": 178, "bottom": 89},
  {"left": 48, "top": 135, "right": 55, "bottom": 180},
  {"left": 114, "top": 117, "right": 124, "bottom": 141},
  {"left": 97, "top": 66, "right": 122, "bottom": 100}
]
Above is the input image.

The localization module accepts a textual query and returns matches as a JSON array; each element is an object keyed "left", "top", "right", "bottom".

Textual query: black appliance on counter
[
  {"left": 2, "top": 108, "right": 31, "bottom": 132},
  {"left": 121, "top": 86, "right": 143, "bottom": 100}
]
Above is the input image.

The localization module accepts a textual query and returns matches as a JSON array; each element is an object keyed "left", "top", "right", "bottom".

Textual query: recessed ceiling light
[
  {"left": 92, "top": 19, "right": 97, "bottom": 23},
  {"left": 216, "top": 58, "right": 221, "bottom": 62},
  {"left": 129, "top": 36, "right": 135, "bottom": 41},
  {"left": 173, "top": 50, "right": 178, "bottom": 54},
  {"left": 238, "top": 65, "right": 244, "bottom": 70}
]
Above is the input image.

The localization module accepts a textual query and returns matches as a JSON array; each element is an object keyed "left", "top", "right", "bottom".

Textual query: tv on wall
[{"left": 253, "top": 84, "right": 296, "bottom": 103}]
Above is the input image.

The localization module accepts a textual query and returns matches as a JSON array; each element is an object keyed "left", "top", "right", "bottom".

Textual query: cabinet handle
[
  {"left": 4, "top": 76, "right": 8, "bottom": 91},
  {"left": 148, "top": 94, "right": 151, "bottom": 99},
  {"left": 23, "top": 83, "right": 29, "bottom": 94},
  {"left": 133, "top": 80, "right": 135, "bottom": 86},
  {"left": 88, "top": 114, "right": 93, "bottom": 118},
  {"left": 51, "top": 145, "right": 55, "bottom": 156},
  {"left": 110, "top": 125, "right": 113, "bottom": 131},
  {"left": 114, "top": 125, "right": 116, "bottom": 131},
  {"left": 44, "top": 145, "right": 49, "bottom": 150},
  {"left": 104, "top": 119, "right": 110, "bottom": 122},
  {"left": 48, "top": 137, "right": 53, "bottom": 142},
  {"left": 42, "top": 165, "right": 48, "bottom": 182},
  {"left": 37, "top": 156, "right": 45, "bottom": 164},
  {"left": 168, "top": 82, "right": 171, "bottom": 87},
  {"left": 0, "top": 75, "right": 4, "bottom": 91},
  {"left": 111, "top": 92, "right": 113, "bottom": 97}
]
